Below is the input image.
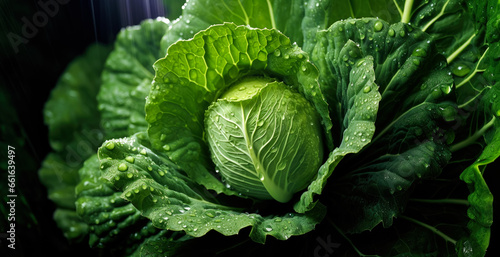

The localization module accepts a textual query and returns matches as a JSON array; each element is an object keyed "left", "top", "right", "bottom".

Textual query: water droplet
[
  {"left": 388, "top": 28, "right": 395, "bottom": 37},
  {"left": 399, "top": 30, "right": 406, "bottom": 37},
  {"left": 126, "top": 172, "right": 133, "bottom": 178},
  {"left": 257, "top": 51, "right": 267, "bottom": 61},
  {"left": 273, "top": 49, "right": 281, "bottom": 57},
  {"left": 277, "top": 162, "right": 286, "bottom": 171},
  {"left": 413, "top": 59, "right": 420, "bottom": 66},
  {"left": 452, "top": 64, "right": 471, "bottom": 77},
  {"left": 412, "top": 48, "right": 427, "bottom": 57},
  {"left": 163, "top": 144, "right": 171, "bottom": 151},
  {"left": 441, "top": 84, "right": 452, "bottom": 94},
  {"left": 105, "top": 142, "right": 115, "bottom": 150},
  {"left": 374, "top": 21, "right": 384, "bottom": 32},
  {"left": 125, "top": 156, "right": 135, "bottom": 163},
  {"left": 363, "top": 86, "right": 371, "bottom": 93},
  {"left": 118, "top": 163, "right": 128, "bottom": 172},
  {"left": 140, "top": 149, "right": 147, "bottom": 155},
  {"left": 257, "top": 120, "right": 264, "bottom": 126},
  {"left": 160, "top": 134, "right": 167, "bottom": 141}
]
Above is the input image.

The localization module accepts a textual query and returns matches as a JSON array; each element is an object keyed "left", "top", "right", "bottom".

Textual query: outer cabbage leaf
[
  {"left": 300, "top": 18, "right": 457, "bottom": 231},
  {"left": 43, "top": 44, "right": 111, "bottom": 152},
  {"left": 75, "top": 155, "right": 167, "bottom": 256},
  {"left": 99, "top": 132, "right": 326, "bottom": 244},
  {"left": 38, "top": 44, "right": 111, "bottom": 241},
  {"left": 295, "top": 40, "right": 381, "bottom": 212},
  {"left": 454, "top": 83, "right": 498, "bottom": 256},
  {"left": 98, "top": 18, "right": 170, "bottom": 139},
  {"left": 161, "top": 0, "right": 308, "bottom": 50},
  {"left": 302, "top": 0, "right": 401, "bottom": 53},
  {"left": 146, "top": 23, "right": 332, "bottom": 196},
  {"left": 329, "top": 102, "right": 454, "bottom": 233},
  {"left": 70, "top": 19, "right": 198, "bottom": 254},
  {"left": 297, "top": 18, "right": 455, "bottom": 213},
  {"left": 40, "top": 19, "right": 181, "bottom": 252}
]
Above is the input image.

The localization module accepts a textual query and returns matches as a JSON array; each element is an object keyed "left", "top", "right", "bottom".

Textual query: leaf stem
[
  {"left": 265, "top": 0, "right": 276, "bottom": 29},
  {"left": 393, "top": 0, "right": 404, "bottom": 18},
  {"left": 402, "top": 0, "right": 414, "bottom": 23},
  {"left": 347, "top": 0, "right": 355, "bottom": 18},
  {"left": 422, "top": 0, "right": 450, "bottom": 32},
  {"left": 447, "top": 33, "right": 476, "bottom": 64},
  {"left": 457, "top": 87, "right": 488, "bottom": 109},
  {"left": 399, "top": 215, "right": 457, "bottom": 245},
  {"left": 410, "top": 198, "right": 469, "bottom": 206},
  {"left": 450, "top": 116, "right": 496, "bottom": 152},
  {"left": 455, "top": 47, "right": 488, "bottom": 89}
]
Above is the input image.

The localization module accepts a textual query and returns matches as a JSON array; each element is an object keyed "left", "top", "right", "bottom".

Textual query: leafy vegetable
[
  {"left": 205, "top": 79, "right": 324, "bottom": 202},
  {"left": 38, "top": 0, "right": 497, "bottom": 256},
  {"left": 147, "top": 22, "right": 332, "bottom": 201}
]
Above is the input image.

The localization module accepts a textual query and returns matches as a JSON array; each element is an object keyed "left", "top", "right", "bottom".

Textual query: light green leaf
[
  {"left": 147, "top": 23, "right": 332, "bottom": 195},
  {"left": 295, "top": 40, "right": 381, "bottom": 213},
  {"left": 302, "top": 0, "right": 401, "bottom": 53},
  {"left": 99, "top": 132, "right": 326, "bottom": 244},
  {"left": 161, "top": 0, "right": 308, "bottom": 49}
]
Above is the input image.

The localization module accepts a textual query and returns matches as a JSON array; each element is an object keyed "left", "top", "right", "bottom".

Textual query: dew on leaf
[
  {"left": 374, "top": 21, "right": 384, "bottom": 32},
  {"left": 118, "top": 163, "right": 128, "bottom": 172},
  {"left": 452, "top": 64, "right": 471, "bottom": 77},
  {"left": 105, "top": 142, "right": 115, "bottom": 150},
  {"left": 388, "top": 28, "right": 395, "bottom": 37},
  {"left": 125, "top": 156, "right": 135, "bottom": 163}
]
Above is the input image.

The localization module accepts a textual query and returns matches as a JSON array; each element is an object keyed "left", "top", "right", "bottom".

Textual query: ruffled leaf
[{"left": 99, "top": 132, "right": 326, "bottom": 244}]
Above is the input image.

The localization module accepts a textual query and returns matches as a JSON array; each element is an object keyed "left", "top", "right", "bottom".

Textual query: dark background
[{"left": 0, "top": 0, "right": 498, "bottom": 256}]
